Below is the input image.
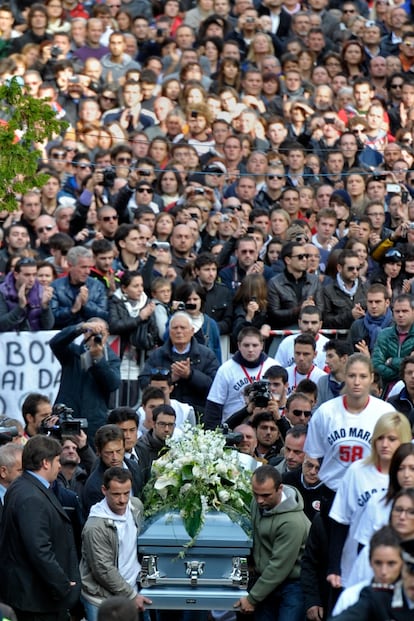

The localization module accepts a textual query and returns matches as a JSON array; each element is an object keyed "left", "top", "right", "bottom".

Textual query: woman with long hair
[
  {"left": 202, "top": 36, "right": 222, "bottom": 76},
  {"left": 109, "top": 270, "right": 158, "bottom": 406},
  {"left": 341, "top": 39, "right": 367, "bottom": 81},
  {"left": 211, "top": 59, "right": 241, "bottom": 94},
  {"left": 155, "top": 168, "right": 184, "bottom": 210},
  {"left": 245, "top": 32, "right": 275, "bottom": 70},
  {"left": 328, "top": 411, "right": 412, "bottom": 588},
  {"left": 345, "top": 168, "right": 368, "bottom": 216},
  {"left": 231, "top": 274, "right": 270, "bottom": 344}
]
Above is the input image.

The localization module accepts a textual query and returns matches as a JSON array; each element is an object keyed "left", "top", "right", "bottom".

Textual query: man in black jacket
[
  {"left": 0, "top": 435, "right": 81, "bottom": 621},
  {"left": 83, "top": 425, "right": 144, "bottom": 516},
  {"left": 194, "top": 252, "right": 233, "bottom": 335},
  {"left": 136, "top": 404, "right": 176, "bottom": 485}
]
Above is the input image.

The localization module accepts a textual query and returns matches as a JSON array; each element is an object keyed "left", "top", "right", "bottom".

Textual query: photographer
[{"left": 50, "top": 318, "right": 121, "bottom": 445}]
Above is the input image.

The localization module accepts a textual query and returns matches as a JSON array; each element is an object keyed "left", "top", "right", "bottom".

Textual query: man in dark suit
[{"left": 0, "top": 435, "right": 81, "bottom": 621}]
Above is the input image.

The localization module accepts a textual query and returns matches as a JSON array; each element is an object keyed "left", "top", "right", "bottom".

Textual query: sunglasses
[
  {"left": 101, "top": 94, "right": 117, "bottom": 101},
  {"left": 292, "top": 409, "right": 312, "bottom": 418},
  {"left": 390, "top": 83, "right": 403, "bottom": 88},
  {"left": 137, "top": 170, "right": 151, "bottom": 176},
  {"left": 117, "top": 157, "right": 132, "bottom": 164},
  {"left": 137, "top": 187, "right": 153, "bottom": 193},
  {"left": 36, "top": 225, "right": 54, "bottom": 233},
  {"left": 101, "top": 215, "right": 118, "bottom": 222},
  {"left": 51, "top": 152, "right": 65, "bottom": 159},
  {"left": 78, "top": 163, "right": 92, "bottom": 169},
  {"left": 16, "top": 257, "right": 37, "bottom": 267},
  {"left": 385, "top": 249, "right": 403, "bottom": 259},
  {"left": 290, "top": 253, "right": 309, "bottom": 260},
  {"left": 346, "top": 265, "right": 360, "bottom": 271},
  {"left": 268, "top": 175, "right": 284, "bottom": 180},
  {"left": 150, "top": 368, "right": 170, "bottom": 376}
]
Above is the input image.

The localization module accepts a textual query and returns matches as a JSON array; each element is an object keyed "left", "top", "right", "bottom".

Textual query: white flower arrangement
[{"left": 144, "top": 425, "right": 252, "bottom": 540}]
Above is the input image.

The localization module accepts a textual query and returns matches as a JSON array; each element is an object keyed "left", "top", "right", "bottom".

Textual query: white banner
[{"left": 0, "top": 330, "right": 61, "bottom": 423}]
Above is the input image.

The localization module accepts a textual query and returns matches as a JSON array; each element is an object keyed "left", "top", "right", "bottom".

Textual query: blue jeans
[
  {"left": 81, "top": 595, "right": 99, "bottom": 621},
  {"left": 254, "top": 580, "right": 305, "bottom": 621}
]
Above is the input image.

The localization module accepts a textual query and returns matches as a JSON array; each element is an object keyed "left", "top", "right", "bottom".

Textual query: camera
[
  {"left": 156, "top": 27, "right": 164, "bottom": 37},
  {"left": 93, "top": 333, "right": 103, "bottom": 345},
  {"left": 50, "top": 45, "right": 62, "bottom": 59},
  {"left": 246, "top": 16, "right": 255, "bottom": 22},
  {"left": 194, "top": 188, "right": 205, "bottom": 195},
  {"left": 221, "top": 214, "right": 230, "bottom": 222},
  {"left": 0, "top": 418, "right": 19, "bottom": 447},
  {"left": 151, "top": 241, "right": 170, "bottom": 251},
  {"left": 250, "top": 380, "right": 272, "bottom": 408},
  {"left": 191, "top": 110, "right": 198, "bottom": 118},
  {"left": 39, "top": 403, "right": 88, "bottom": 438},
  {"left": 221, "top": 424, "right": 243, "bottom": 447},
  {"left": 185, "top": 302, "right": 197, "bottom": 310},
  {"left": 102, "top": 166, "right": 116, "bottom": 188},
  {"left": 176, "top": 302, "right": 186, "bottom": 311},
  {"left": 402, "top": 191, "right": 409, "bottom": 204},
  {"left": 409, "top": 222, "right": 414, "bottom": 230}
]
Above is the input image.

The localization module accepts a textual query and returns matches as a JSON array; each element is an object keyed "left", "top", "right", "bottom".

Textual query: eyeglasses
[
  {"left": 292, "top": 409, "right": 312, "bottom": 418},
  {"left": 36, "top": 225, "right": 54, "bottom": 233},
  {"left": 290, "top": 253, "right": 309, "bottom": 260},
  {"left": 137, "top": 170, "right": 151, "bottom": 176},
  {"left": 101, "top": 94, "right": 117, "bottom": 101},
  {"left": 155, "top": 421, "right": 175, "bottom": 428},
  {"left": 268, "top": 175, "right": 284, "bottom": 180},
  {"left": 101, "top": 215, "right": 119, "bottom": 222},
  {"left": 346, "top": 265, "right": 361, "bottom": 271},
  {"left": 150, "top": 368, "right": 170, "bottom": 376},
  {"left": 78, "top": 163, "right": 92, "bottom": 169},
  {"left": 117, "top": 157, "right": 132, "bottom": 164},
  {"left": 137, "top": 187, "right": 153, "bottom": 193},
  {"left": 392, "top": 506, "right": 414, "bottom": 516},
  {"left": 390, "top": 83, "right": 403, "bottom": 89},
  {"left": 51, "top": 152, "right": 65, "bottom": 159}
]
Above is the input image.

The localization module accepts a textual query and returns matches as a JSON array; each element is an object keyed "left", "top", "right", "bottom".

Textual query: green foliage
[{"left": 0, "top": 77, "right": 68, "bottom": 211}]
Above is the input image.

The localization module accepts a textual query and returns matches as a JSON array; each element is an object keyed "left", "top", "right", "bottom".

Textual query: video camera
[
  {"left": 221, "top": 423, "right": 243, "bottom": 448},
  {"left": 0, "top": 417, "right": 19, "bottom": 447},
  {"left": 250, "top": 380, "right": 272, "bottom": 408},
  {"left": 39, "top": 403, "right": 88, "bottom": 438}
]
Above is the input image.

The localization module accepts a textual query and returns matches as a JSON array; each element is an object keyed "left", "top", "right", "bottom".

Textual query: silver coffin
[{"left": 138, "top": 511, "right": 252, "bottom": 610}]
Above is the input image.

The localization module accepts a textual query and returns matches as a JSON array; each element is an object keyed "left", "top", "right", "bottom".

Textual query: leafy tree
[{"left": 0, "top": 77, "right": 68, "bottom": 212}]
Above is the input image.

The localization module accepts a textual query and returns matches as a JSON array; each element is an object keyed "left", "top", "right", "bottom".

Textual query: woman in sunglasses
[{"left": 327, "top": 411, "right": 411, "bottom": 590}]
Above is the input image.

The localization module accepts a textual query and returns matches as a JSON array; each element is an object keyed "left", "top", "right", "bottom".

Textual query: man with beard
[{"left": 251, "top": 412, "right": 283, "bottom": 465}]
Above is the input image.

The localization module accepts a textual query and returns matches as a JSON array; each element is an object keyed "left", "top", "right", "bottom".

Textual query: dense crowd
[{"left": 1, "top": 0, "right": 414, "bottom": 620}]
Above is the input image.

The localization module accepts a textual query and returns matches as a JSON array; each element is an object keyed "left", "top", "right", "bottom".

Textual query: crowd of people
[{"left": 1, "top": 0, "right": 414, "bottom": 619}]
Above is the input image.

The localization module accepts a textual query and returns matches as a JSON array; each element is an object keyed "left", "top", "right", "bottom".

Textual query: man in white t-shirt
[
  {"left": 275, "top": 305, "right": 328, "bottom": 370},
  {"left": 286, "top": 334, "right": 327, "bottom": 395},
  {"left": 204, "top": 327, "right": 278, "bottom": 429}
]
